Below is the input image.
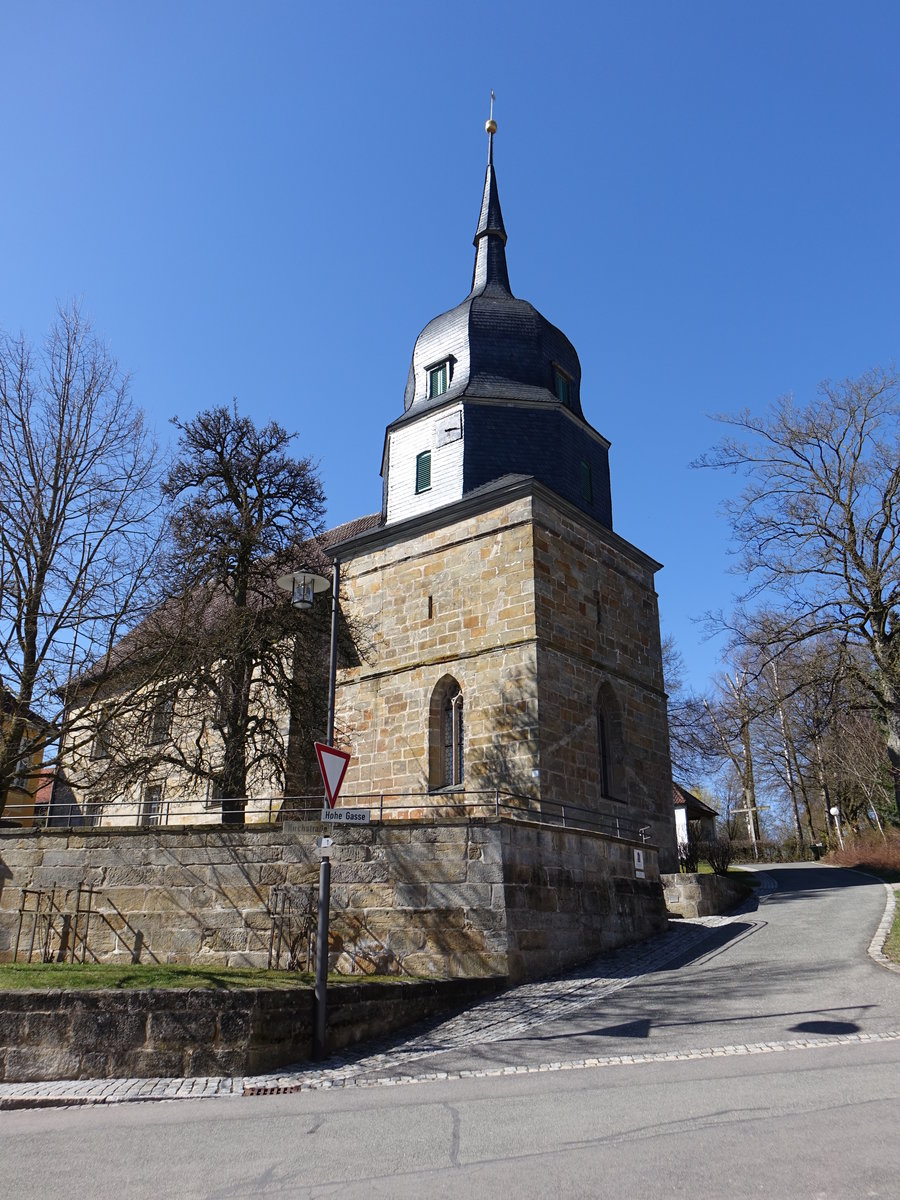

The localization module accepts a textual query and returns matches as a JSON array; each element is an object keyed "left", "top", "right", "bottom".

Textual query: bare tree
[
  {"left": 661, "top": 634, "right": 713, "bottom": 782},
  {"left": 81, "top": 403, "right": 333, "bottom": 824},
  {"left": 696, "top": 368, "right": 900, "bottom": 824},
  {"left": 703, "top": 670, "right": 763, "bottom": 848},
  {"left": 0, "top": 304, "right": 163, "bottom": 819}
]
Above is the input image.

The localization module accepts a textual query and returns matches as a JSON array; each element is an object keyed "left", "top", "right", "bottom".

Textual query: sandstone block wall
[
  {"left": 0, "top": 819, "right": 664, "bottom": 983},
  {"left": 531, "top": 493, "right": 677, "bottom": 870},
  {"left": 0, "top": 977, "right": 502, "bottom": 1084},
  {"left": 335, "top": 484, "right": 678, "bottom": 872},
  {"left": 661, "top": 871, "right": 752, "bottom": 919},
  {"left": 337, "top": 497, "right": 540, "bottom": 798},
  {"left": 501, "top": 823, "right": 667, "bottom": 979}
]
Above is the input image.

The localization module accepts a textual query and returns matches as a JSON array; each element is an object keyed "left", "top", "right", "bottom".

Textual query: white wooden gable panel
[{"left": 386, "top": 404, "right": 464, "bottom": 524}]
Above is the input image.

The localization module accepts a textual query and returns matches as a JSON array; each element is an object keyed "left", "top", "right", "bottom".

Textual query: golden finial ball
[{"left": 485, "top": 118, "right": 498, "bottom": 134}]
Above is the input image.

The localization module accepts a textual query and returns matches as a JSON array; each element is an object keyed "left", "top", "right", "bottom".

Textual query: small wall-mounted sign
[
  {"left": 633, "top": 848, "right": 646, "bottom": 879},
  {"left": 321, "top": 808, "right": 371, "bottom": 825}
]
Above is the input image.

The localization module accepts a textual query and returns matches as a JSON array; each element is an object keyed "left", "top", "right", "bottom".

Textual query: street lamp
[
  {"left": 276, "top": 566, "right": 331, "bottom": 612},
  {"left": 277, "top": 559, "right": 340, "bottom": 1059}
]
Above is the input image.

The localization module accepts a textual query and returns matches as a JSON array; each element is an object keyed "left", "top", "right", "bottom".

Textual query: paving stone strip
[{"left": 3, "top": 869, "right": 897, "bottom": 1111}]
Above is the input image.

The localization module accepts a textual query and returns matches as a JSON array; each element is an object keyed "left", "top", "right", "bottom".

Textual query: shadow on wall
[
  {"left": 475, "top": 670, "right": 540, "bottom": 799},
  {"left": 43, "top": 773, "right": 101, "bottom": 829}
]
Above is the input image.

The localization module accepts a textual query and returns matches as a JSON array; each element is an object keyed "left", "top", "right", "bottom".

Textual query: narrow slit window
[
  {"left": 581, "top": 460, "right": 593, "bottom": 503},
  {"left": 598, "top": 711, "right": 610, "bottom": 798},
  {"left": 428, "top": 361, "right": 449, "bottom": 399},
  {"left": 415, "top": 450, "right": 432, "bottom": 493}
]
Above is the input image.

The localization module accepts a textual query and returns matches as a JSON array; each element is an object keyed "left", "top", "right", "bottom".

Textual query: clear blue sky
[{"left": 3, "top": 2, "right": 898, "bottom": 694}]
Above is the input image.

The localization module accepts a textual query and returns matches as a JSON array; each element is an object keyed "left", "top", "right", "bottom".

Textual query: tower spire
[{"left": 472, "top": 91, "right": 510, "bottom": 294}]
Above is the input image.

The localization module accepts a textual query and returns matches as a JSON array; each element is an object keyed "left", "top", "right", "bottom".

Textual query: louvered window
[{"left": 415, "top": 450, "right": 432, "bottom": 493}]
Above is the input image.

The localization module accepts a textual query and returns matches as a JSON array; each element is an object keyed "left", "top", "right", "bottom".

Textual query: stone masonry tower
[{"left": 332, "top": 117, "right": 678, "bottom": 871}]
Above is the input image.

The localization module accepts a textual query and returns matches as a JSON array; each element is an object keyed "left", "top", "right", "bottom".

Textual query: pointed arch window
[
  {"left": 429, "top": 675, "right": 464, "bottom": 790},
  {"left": 442, "top": 683, "right": 464, "bottom": 788}
]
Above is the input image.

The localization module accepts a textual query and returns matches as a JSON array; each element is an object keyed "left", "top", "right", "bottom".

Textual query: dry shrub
[
  {"left": 702, "top": 838, "right": 736, "bottom": 875},
  {"left": 825, "top": 831, "right": 900, "bottom": 875},
  {"left": 678, "top": 841, "right": 700, "bottom": 873}
]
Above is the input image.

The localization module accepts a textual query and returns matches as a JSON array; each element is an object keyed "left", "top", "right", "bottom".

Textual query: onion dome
[{"left": 400, "top": 124, "right": 584, "bottom": 421}]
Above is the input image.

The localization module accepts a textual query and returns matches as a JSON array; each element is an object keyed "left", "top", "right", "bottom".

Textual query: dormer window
[
  {"left": 428, "top": 360, "right": 449, "bottom": 399},
  {"left": 415, "top": 450, "right": 432, "bottom": 493},
  {"left": 553, "top": 366, "right": 572, "bottom": 408}
]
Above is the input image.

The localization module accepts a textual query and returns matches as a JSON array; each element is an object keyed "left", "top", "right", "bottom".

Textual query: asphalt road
[{"left": 2, "top": 864, "right": 898, "bottom": 1199}]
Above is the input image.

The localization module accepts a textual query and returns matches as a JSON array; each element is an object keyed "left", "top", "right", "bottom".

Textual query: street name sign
[
  {"left": 314, "top": 742, "right": 351, "bottom": 808},
  {"left": 320, "top": 808, "right": 371, "bottom": 824}
]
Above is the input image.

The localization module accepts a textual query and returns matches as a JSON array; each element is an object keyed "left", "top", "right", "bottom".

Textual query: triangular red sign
[{"left": 314, "top": 742, "right": 351, "bottom": 809}]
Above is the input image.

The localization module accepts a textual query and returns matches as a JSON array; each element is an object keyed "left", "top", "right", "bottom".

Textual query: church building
[{"left": 331, "top": 119, "right": 678, "bottom": 873}]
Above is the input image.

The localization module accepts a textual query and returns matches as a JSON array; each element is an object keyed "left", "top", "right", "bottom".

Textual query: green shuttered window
[
  {"left": 428, "top": 361, "right": 449, "bottom": 399},
  {"left": 416, "top": 450, "right": 432, "bottom": 493}
]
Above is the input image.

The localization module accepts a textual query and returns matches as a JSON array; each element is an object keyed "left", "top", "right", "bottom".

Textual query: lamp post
[{"left": 277, "top": 559, "right": 340, "bottom": 1060}]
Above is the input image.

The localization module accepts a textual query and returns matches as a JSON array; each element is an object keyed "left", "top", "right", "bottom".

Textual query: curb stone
[{"left": 868, "top": 882, "right": 900, "bottom": 974}]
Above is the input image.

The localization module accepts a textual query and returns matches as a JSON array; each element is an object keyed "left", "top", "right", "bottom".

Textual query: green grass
[
  {"left": 883, "top": 890, "right": 900, "bottom": 966},
  {"left": 0, "top": 962, "right": 417, "bottom": 992}
]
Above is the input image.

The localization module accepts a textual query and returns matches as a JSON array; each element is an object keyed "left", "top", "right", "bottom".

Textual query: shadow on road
[{"left": 746, "top": 864, "right": 888, "bottom": 906}]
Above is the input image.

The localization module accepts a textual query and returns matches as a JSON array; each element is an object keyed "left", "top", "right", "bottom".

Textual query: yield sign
[{"left": 315, "top": 742, "right": 351, "bottom": 809}]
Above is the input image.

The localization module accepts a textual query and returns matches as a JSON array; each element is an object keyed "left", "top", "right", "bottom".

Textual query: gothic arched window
[{"left": 429, "top": 675, "right": 464, "bottom": 790}]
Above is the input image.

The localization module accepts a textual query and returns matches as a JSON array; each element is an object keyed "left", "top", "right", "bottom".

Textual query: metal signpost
[
  {"left": 277, "top": 559, "right": 345, "bottom": 1061},
  {"left": 314, "top": 562, "right": 341, "bottom": 1060}
]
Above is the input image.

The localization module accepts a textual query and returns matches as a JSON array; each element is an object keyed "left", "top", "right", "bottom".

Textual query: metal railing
[{"left": 4, "top": 788, "right": 652, "bottom": 844}]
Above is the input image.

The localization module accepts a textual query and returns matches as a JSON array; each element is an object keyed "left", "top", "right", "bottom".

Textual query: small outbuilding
[{"left": 673, "top": 782, "right": 718, "bottom": 846}]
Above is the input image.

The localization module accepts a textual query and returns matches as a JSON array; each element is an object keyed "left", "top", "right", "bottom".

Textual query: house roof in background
[{"left": 672, "top": 782, "right": 718, "bottom": 819}]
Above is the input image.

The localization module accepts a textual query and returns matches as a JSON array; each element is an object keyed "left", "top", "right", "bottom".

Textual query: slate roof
[{"left": 396, "top": 132, "right": 584, "bottom": 427}]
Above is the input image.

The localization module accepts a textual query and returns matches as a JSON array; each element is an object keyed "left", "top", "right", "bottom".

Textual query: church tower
[
  {"left": 382, "top": 121, "right": 611, "bottom": 531},
  {"left": 332, "top": 115, "right": 677, "bottom": 874}
]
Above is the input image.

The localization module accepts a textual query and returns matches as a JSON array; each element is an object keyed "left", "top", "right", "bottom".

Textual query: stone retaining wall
[
  {"left": 661, "top": 871, "right": 751, "bottom": 919},
  {"left": 0, "top": 977, "right": 501, "bottom": 1083},
  {"left": 1, "top": 819, "right": 665, "bottom": 982}
]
